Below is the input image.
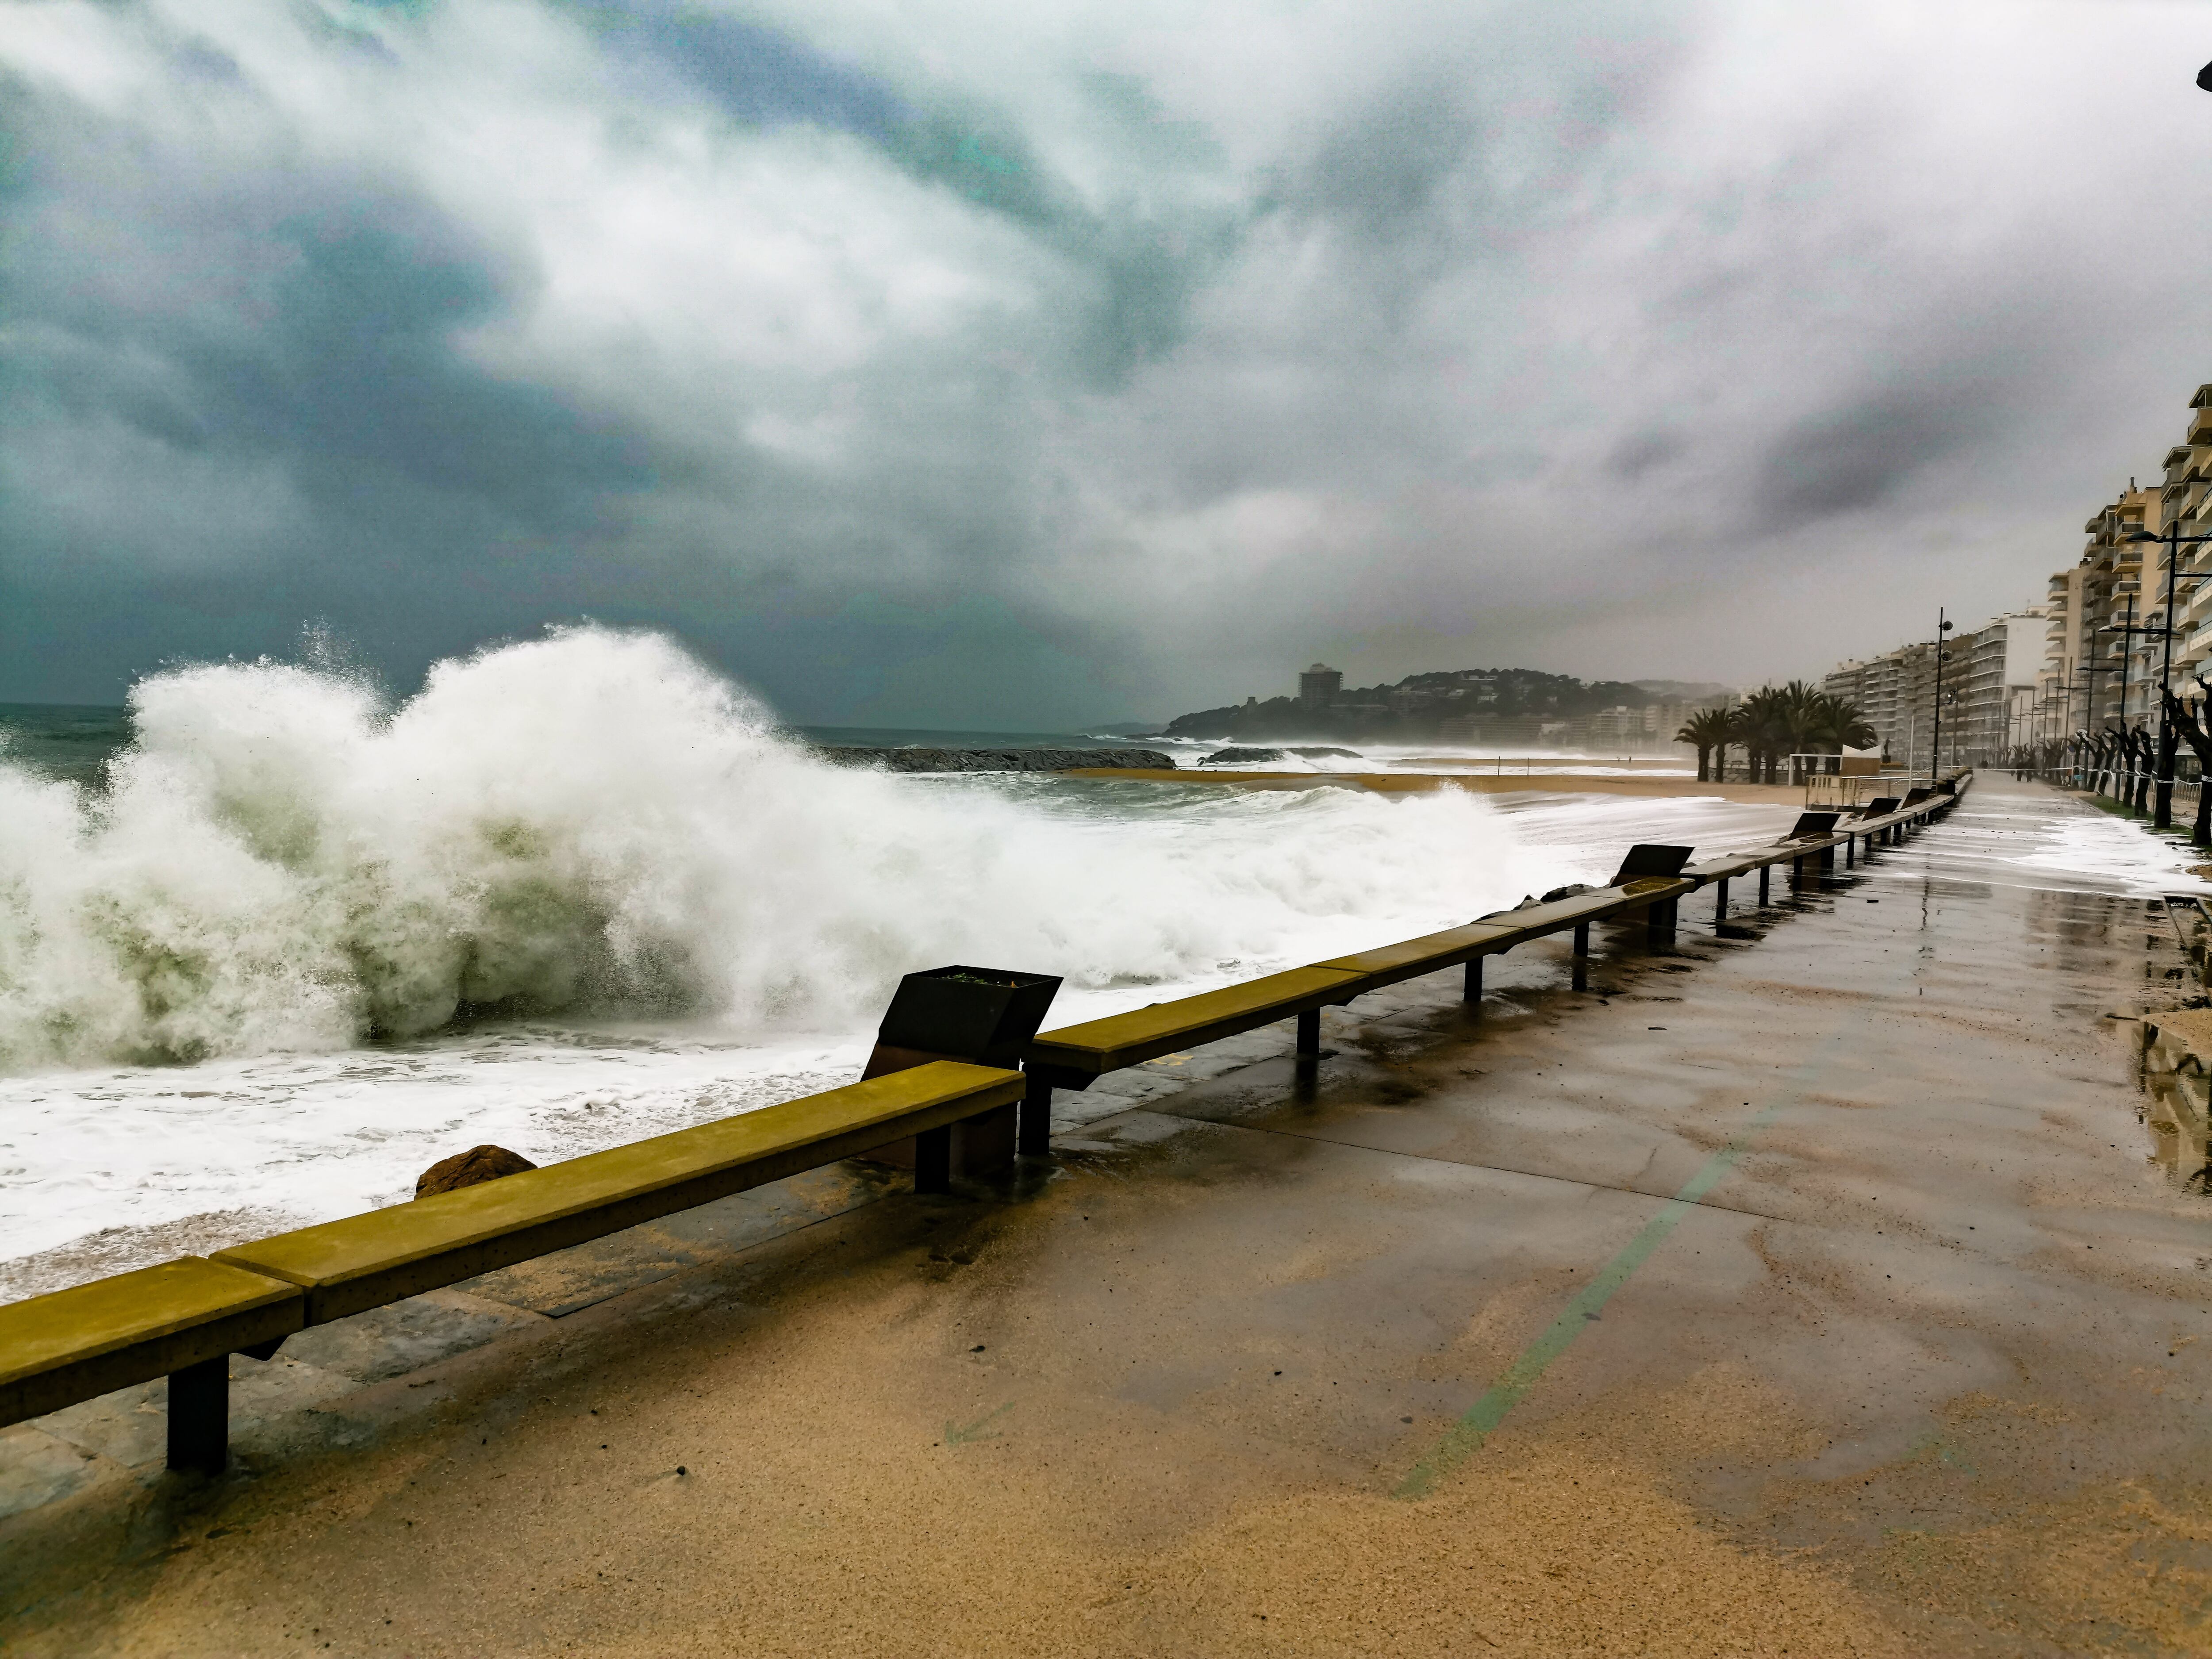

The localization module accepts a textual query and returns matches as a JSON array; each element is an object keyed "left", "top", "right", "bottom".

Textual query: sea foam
[{"left": 0, "top": 627, "right": 1573, "bottom": 1074}]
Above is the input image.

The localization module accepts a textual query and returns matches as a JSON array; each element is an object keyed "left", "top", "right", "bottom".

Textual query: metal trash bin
[{"left": 861, "top": 966, "right": 1062, "bottom": 1181}]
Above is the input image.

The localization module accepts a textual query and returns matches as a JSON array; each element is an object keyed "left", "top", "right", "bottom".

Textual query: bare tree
[
  {"left": 2093, "top": 730, "right": 2119, "bottom": 797},
  {"left": 2165, "top": 685, "right": 2212, "bottom": 847},
  {"left": 2158, "top": 712, "right": 2184, "bottom": 829}
]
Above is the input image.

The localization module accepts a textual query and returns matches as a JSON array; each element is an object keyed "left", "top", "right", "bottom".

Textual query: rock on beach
[{"left": 416, "top": 1145, "right": 538, "bottom": 1198}]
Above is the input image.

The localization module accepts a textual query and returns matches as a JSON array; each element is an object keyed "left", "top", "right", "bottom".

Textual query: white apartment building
[
  {"left": 2037, "top": 387, "right": 2212, "bottom": 745},
  {"left": 1827, "top": 613, "right": 2038, "bottom": 772}
]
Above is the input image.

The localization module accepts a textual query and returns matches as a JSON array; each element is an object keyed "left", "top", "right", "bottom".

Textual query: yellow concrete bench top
[
  {"left": 214, "top": 1061, "right": 1025, "bottom": 1325},
  {"left": 1684, "top": 795, "right": 1961, "bottom": 886},
  {"left": 1025, "top": 966, "right": 1368, "bottom": 1077},
  {"left": 1685, "top": 852, "right": 1766, "bottom": 881},
  {"left": 1314, "top": 921, "right": 1524, "bottom": 991},
  {"left": 0, "top": 1256, "right": 302, "bottom": 1429},
  {"left": 1028, "top": 879, "right": 1701, "bottom": 1079},
  {"left": 1617, "top": 876, "right": 1691, "bottom": 901},
  {"left": 1475, "top": 878, "right": 1688, "bottom": 936}
]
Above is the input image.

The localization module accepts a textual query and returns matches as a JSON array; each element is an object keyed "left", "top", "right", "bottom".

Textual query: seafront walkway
[{"left": 4, "top": 775, "right": 2209, "bottom": 1655}]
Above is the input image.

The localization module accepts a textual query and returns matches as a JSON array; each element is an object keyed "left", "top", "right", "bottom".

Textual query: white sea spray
[{"left": 0, "top": 626, "right": 1570, "bottom": 1074}]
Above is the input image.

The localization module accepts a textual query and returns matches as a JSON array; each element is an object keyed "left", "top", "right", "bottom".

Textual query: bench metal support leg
[
  {"left": 1296, "top": 1009, "right": 1321, "bottom": 1055},
  {"left": 1019, "top": 1072, "right": 1053, "bottom": 1157},
  {"left": 167, "top": 1356, "right": 227, "bottom": 1476},
  {"left": 913, "top": 1124, "right": 952, "bottom": 1194},
  {"left": 1713, "top": 877, "right": 1728, "bottom": 929},
  {"left": 1757, "top": 864, "right": 1769, "bottom": 907},
  {"left": 1846, "top": 834, "right": 1855, "bottom": 867},
  {"left": 1571, "top": 922, "right": 1589, "bottom": 991},
  {"left": 1463, "top": 955, "right": 1482, "bottom": 1004}
]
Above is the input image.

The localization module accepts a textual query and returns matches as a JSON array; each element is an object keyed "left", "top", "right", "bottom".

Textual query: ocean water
[
  {"left": 0, "top": 703, "right": 132, "bottom": 787},
  {"left": 0, "top": 631, "right": 1809, "bottom": 1294},
  {"left": 800, "top": 723, "right": 1175, "bottom": 751}
]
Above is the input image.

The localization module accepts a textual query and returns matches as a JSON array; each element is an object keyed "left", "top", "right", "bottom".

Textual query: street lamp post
[
  {"left": 2101, "top": 593, "right": 2150, "bottom": 812},
  {"left": 1932, "top": 609, "right": 1954, "bottom": 783}
]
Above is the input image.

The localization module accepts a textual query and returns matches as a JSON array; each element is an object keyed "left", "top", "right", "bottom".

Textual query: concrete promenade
[{"left": 4, "top": 776, "right": 2209, "bottom": 1655}]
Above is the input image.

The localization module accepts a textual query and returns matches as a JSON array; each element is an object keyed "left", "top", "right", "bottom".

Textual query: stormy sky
[{"left": 5, "top": 0, "right": 2212, "bottom": 727}]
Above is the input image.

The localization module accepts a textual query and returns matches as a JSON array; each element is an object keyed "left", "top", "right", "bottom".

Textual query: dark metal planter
[
  {"left": 1609, "top": 844, "right": 1694, "bottom": 883},
  {"left": 861, "top": 966, "right": 1063, "bottom": 1184},
  {"left": 1782, "top": 813, "right": 1842, "bottom": 870}
]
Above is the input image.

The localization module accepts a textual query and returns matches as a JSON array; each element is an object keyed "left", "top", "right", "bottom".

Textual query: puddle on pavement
[
  {"left": 2136, "top": 1044, "right": 2212, "bottom": 1195},
  {"left": 2135, "top": 897, "right": 2212, "bottom": 1193}
]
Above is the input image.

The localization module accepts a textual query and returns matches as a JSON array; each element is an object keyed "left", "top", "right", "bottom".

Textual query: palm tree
[
  {"left": 1792, "top": 692, "right": 1876, "bottom": 773},
  {"left": 1676, "top": 707, "right": 1734, "bottom": 782},
  {"left": 1775, "top": 681, "right": 1828, "bottom": 780},
  {"left": 1732, "top": 682, "right": 1874, "bottom": 782},
  {"left": 1731, "top": 687, "right": 1792, "bottom": 783},
  {"left": 1725, "top": 701, "right": 1760, "bottom": 783}
]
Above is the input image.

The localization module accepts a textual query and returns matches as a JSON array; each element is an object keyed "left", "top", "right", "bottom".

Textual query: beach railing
[{"left": 0, "top": 777, "right": 1971, "bottom": 1477}]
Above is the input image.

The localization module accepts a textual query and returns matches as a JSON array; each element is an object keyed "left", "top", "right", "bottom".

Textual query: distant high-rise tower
[{"left": 1299, "top": 663, "right": 1342, "bottom": 709}]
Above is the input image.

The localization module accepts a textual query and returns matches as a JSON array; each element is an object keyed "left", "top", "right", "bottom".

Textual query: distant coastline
[{"left": 1159, "top": 666, "right": 1730, "bottom": 749}]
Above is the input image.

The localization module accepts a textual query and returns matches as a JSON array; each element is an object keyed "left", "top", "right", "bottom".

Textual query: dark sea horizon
[{"left": 0, "top": 701, "right": 1165, "bottom": 789}]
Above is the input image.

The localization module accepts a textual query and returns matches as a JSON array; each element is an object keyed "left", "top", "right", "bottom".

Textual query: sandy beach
[{"left": 1071, "top": 766, "right": 1813, "bottom": 803}]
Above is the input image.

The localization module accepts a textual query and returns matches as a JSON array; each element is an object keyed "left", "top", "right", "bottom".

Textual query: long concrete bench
[
  {"left": 1691, "top": 775, "right": 1971, "bottom": 926},
  {"left": 0, "top": 1061, "right": 1023, "bottom": 1474},
  {"left": 0, "top": 1258, "right": 303, "bottom": 1475},
  {"left": 4, "top": 785, "right": 1978, "bottom": 1479},
  {"left": 1333, "top": 874, "right": 1694, "bottom": 999},
  {"left": 1017, "top": 874, "right": 1696, "bottom": 1150},
  {"left": 1018, "top": 966, "right": 1368, "bottom": 1151}
]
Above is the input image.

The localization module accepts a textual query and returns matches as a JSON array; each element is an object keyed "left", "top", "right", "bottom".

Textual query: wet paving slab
[{"left": 8, "top": 776, "right": 2212, "bottom": 1655}]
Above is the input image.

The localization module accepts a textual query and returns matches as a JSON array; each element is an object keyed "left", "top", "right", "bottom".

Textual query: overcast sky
[{"left": 6, "top": 0, "right": 2212, "bottom": 727}]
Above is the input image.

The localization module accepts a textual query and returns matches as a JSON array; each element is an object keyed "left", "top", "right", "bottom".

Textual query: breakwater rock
[
  {"left": 817, "top": 747, "right": 1177, "bottom": 773},
  {"left": 1198, "top": 745, "right": 1367, "bottom": 766}
]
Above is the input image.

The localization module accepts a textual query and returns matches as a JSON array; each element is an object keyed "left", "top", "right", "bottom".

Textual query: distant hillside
[{"left": 1161, "top": 667, "right": 1719, "bottom": 742}]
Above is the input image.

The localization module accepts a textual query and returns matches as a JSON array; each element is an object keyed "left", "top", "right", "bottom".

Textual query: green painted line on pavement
[
  {"left": 945, "top": 1402, "right": 1014, "bottom": 1445},
  {"left": 1393, "top": 1016, "right": 1858, "bottom": 1501}
]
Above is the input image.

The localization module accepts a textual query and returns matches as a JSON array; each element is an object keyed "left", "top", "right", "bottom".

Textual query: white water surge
[{"left": 0, "top": 629, "right": 1790, "bottom": 1289}]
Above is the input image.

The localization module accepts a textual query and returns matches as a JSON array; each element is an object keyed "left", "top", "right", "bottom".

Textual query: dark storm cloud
[
  {"left": 6, "top": 0, "right": 2212, "bottom": 721},
  {"left": 1303, "top": 81, "right": 1476, "bottom": 243},
  {"left": 1607, "top": 430, "right": 1685, "bottom": 481},
  {"left": 1755, "top": 387, "right": 1991, "bottom": 526},
  {"left": 583, "top": 0, "right": 910, "bottom": 138},
  {"left": 2, "top": 78, "right": 653, "bottom": 602},
  {"left": 249, "top": 216, "right": 652, "bottom": 523}
]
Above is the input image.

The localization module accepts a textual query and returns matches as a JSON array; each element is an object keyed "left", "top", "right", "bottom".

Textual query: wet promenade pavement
[{"left": 5, "top": 775, "right": 2211, "bottom": 1655}]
